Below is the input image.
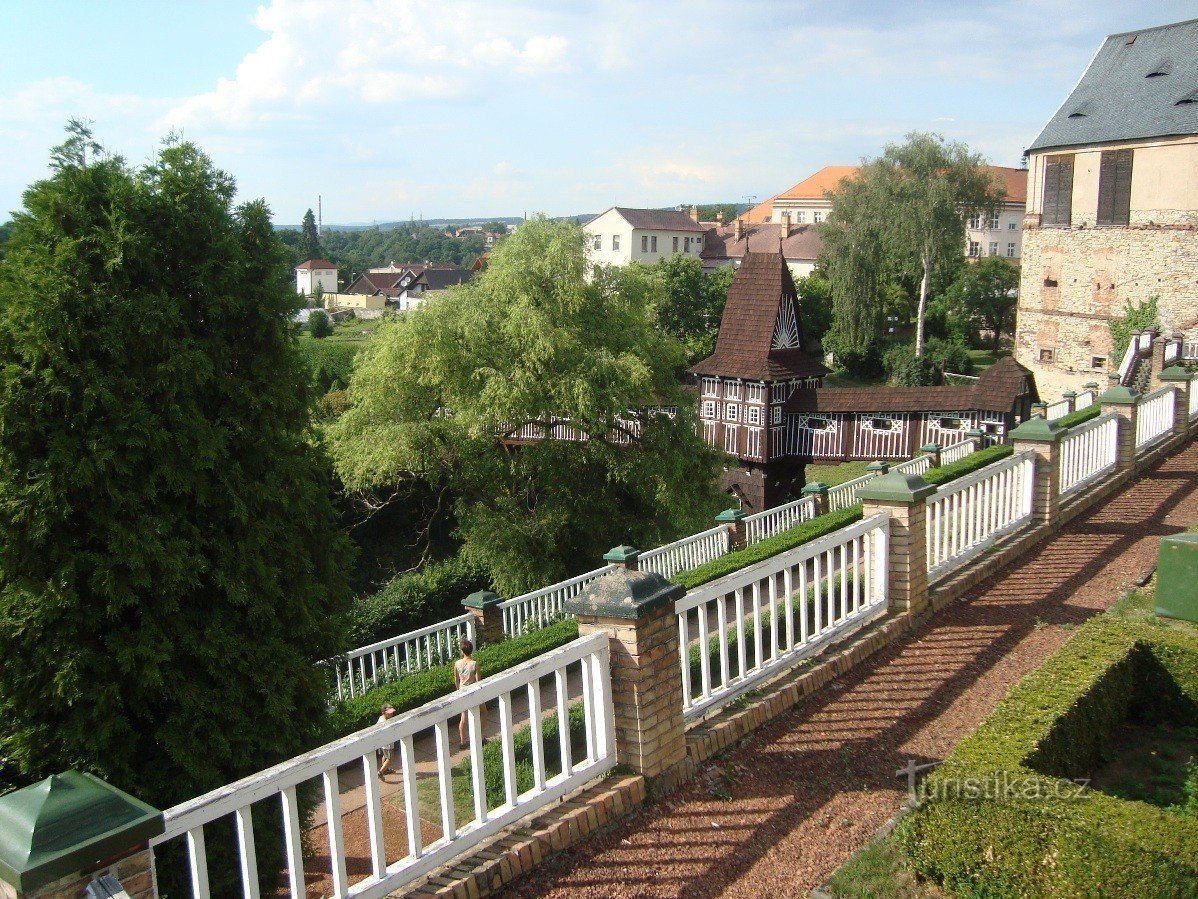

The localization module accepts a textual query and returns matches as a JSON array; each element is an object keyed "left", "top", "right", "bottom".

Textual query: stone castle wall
[{"left": 1014, "top": 221, "right": 1198, "bottom": 398}]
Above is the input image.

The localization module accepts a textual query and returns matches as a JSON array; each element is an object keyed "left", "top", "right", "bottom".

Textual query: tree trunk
[
  {"left": 914, "top": 253, "right": 931, "bottom": 357},
  {"left": 991, "top": 314, "right": 1003, "bottom": 352}
]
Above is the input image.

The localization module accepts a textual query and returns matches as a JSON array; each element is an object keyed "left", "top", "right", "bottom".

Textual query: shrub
[
  {"left": 346, "top": 556, "right": 490, "bottom": 648},
  {"left": 308, "top": 309, "right": 333, "bottom": 338},
  {"left": 326, "top": 618, "right": 579, "bottom": 737},
  {"left": 883, "top": 343, "right": 939, "bottom": 386},
  {"left": 1055, "top": 403, "right": 1101, "bottom": 430},
  {"left": 923, "top": 337, "right": 974, "bottom": 377},
  {"left": 466, "top": 703, "right": 589, "bottom": 808},
  {"left": 923, "top": 444, "right": 1011, "bottom": 487},
  {"left": 297, "top": 338, "right": 362, "bottom": 391}
]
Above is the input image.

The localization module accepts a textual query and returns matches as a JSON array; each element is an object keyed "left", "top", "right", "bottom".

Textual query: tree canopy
[
  {"left": 329, "top": 217, "right": 723, "bottom": 593},
  {"left": 619, "top": 254, "right": 733, "bottom": 366},
  {"left": 939, "top": 256, "right": 1019, "bottom": 350},
  {"left": 301, "top": 206, "right": 322, "bottom": 260},
  {"left": 0, "top": 123, "right": 352, "bottom": 861}
]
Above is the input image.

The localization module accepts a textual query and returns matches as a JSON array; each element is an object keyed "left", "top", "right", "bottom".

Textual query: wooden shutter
[
  {"left": 1097, "top": 149, "right": 1133, "bottom": 226},
  {"left": 1042, "top": 155, "right": 1074, "bottom": 225}
]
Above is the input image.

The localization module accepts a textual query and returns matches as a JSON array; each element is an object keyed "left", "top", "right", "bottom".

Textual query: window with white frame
[
  {"left": 989, "top": 241, "right": 998, "bottom": 256},
  {"left": 746, "top": 383, "right": 764, "bottom": 403},
  {"left": 796, "top": 211, "right": 806, "bottom": 224},
  {"left": 724, "top": 425, "right": 738, "bottom": 454},
  {"left": 592, "top": 234, "right": 601, "bottom": 250},
  {"left": 702, "top": 400, "right": 716, "bottom": 418},
  {"left": 988, "top": 215, "right": 999, "bottom": 229},
  {"left": 746, "top": 428, "right": 762, "bottom": 458},
  {"left": 1184, "top": 340, "right": 1198, "bottom": 360},
  {"left": 747, "top": 405, "right": 761, "bottom": 425},
  {"left": 702, "top": 377, "right": 719, "bottom": 395},
  {"left": 1006, "top": 242, "right": 1016, "bottom": 257},
  {"left": 813, "top": 212, "right": 822, "bottom": 224},
  {"left": 1008, "top": 221, "right": 1017, "bottom": 229},
  {"left": 968, "top": 215, "right": 981, "bottom": 229},
  {"left": 968, "top": 241, "right": 981, "bottom": 257},
  {"left": 650, "top": 235, "right": 658, "bottom": 252},
  {"left": 641, "top": 235, "right": 648, "bottom": 252},
  {"left": 725, "top": 403, "right": 740, "bottom": 422},
  {"left": 771, "top": 383, "right": 788, "bottom": 403},
  {"left": 613, "top": 234, "right": 620, "bottom": 251},
  {"left": 772, "top": 405, "right": 782, "bottom": 424},
  {"left": 725, "top": 380, "right": 742, "bottom": 400},
  {"left": 865, "top": 416, "right": 899, "bottom": 432},
  {"left": 802, "top": 416, "right": 833, "bottom": 431}
]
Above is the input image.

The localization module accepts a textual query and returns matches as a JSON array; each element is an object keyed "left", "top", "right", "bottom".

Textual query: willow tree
[{"left": 329, "top": 216, "right": 723, "bottom": 593}]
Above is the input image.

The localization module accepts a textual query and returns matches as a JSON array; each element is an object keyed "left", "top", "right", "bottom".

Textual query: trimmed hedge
[
  {"left": 897, "top": 615, "right": 1198, "bottom": 898},
  {"left": 327, "top": 618, "right": 579, "bottom": 737},
  {"left": 1055, "top": 403, "right": 1102, "bottom": 430},
  {"left": 923, "top": 443, "right": 1012, "bottom": 487},
  {"left": 346, "top": 556, "right": 490, "bottom": 647}
]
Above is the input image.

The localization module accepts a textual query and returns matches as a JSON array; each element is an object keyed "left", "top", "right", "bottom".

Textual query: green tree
[
  {"left": 309, "top": 308, "right": 333, "bottom": 338},
  {"left": 301, "top": 206, "right": 322, "bottom": 259},
  {"left": 0, "top": 221, "right": 12, "bottom": 263},
  {"left": 794, "top": 271, "right": 833, "bottom": 348},
  {"left": 633, "top": 255, "right": 732, "bottom": 365},
  {"left": 0, "top": 124, "right": 352, "bottom": 889},
  {"left": 330, "top": 216, "right": 722, "bottom": 593},
  {"left": 941, "top": 256, "right": 1019, "bottom": 350}
]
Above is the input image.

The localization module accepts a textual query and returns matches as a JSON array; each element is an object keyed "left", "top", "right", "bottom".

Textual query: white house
[
  {"left": 295, "top": 258, "right": 338, "bottom": 296},
  {"left": 583, "top": 207, "right": 707, "bottom": 267}
]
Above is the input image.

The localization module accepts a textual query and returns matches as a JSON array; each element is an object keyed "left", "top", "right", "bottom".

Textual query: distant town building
[
  {"left": 344, "top": 262, "right": 473, "bottom": 311},
  {"left": 295, "top": 258, "right": 338, "bottom": 296},
  {"left": 583, "top": 207, "right": 707, "bottom": 267},
  {"left": 700, "top": 219, "right": 822, "bottom": 282},
  {"left": 1015, "top": 17, "right": 1198, "bottom": 396}
]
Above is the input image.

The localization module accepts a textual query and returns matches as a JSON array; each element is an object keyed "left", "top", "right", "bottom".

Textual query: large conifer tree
[{"left": 0, "top": 124, "right": 351, "bottom": 819}]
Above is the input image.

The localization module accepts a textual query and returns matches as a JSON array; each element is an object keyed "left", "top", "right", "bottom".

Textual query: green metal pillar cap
[
  {"left": 462, "top": 589, "right": 503, "bottom": 609},
  {"left": 857, "top": 471, "right": 936, "bottom": 503},
  {"left": 865, "top": 460, "right": 889, "bottom": 474},
  {"left": 919, "top": 443, "right": 941, "bottom": 454},
  {"left": 1158, "top": 365, "right": 1191, "bottom": 382},
  {"left": 1098, "top": 384, "right": 1140, "bottom": 406},
  {"left": 714, "top": 508, "right": 746, "bottom": 523},
  {"left": 1009, "top": 415, "right": 1064, "bottom": 443},
  {"left": 966, "top": 427, "right": 986, "bottom": 438},
  {"left": 564, "top": 568, "right": 683, "bottom": 619},
  {"left": 602, "top": 545, "right": 640, "bottom": 565},
  {"left": 0, "top": 771, "right": 163, "bottom": 892},
  {"left": 801, "top": 481, "right": 830, "bottom": 495}
]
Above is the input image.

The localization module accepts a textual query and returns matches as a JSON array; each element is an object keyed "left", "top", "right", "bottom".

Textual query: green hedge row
[
  {"left": 1054, "top": 403, "right": 1103, "bottom": 430},
  {"left": 326, "top": 618, "right": 579, "bottom": 737},
  {"left": 898, "top": 615, "right": 1198, "bottom": 897},
  {"left": 923, "top": 443, "right": 1012, "bottom": 486}
]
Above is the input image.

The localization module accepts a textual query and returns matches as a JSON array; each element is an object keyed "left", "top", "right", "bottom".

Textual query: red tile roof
[
  {"left": 775, "top": 165, "right": 860, "bottom": 201},
  {"left": 690, "top": 251, "right": 827, "bottom": 382},
  {"left": 296, "top": 258, "right": 337, "bottom": 270},
  {"left": 701, "top": 222, "right": 823, "bottom": 262}
]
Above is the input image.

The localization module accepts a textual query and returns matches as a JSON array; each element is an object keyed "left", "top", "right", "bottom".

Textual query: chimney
[
  {"left": 780, "top": 211, "right": 791, "bottom": 238},
  {"left": 690, "top": 205, "right": 700, "bottom": 223},
  {"left": 715, "top": 211, "right": 724, "bottom": 223},
  {"left": 734, "top": 217, "right": 744, "bottom": 241}
]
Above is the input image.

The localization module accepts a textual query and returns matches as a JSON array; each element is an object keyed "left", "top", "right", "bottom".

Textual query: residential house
[
  {"left": 344, "top": 263, "right": 473, "bottom": 311},
  {"left": 583, "top": 207, "right": 707, "bottom": 267},
  {"left": 699, "top": 218, "right": 822, "bottom": 282},
  {"left": 295, "top": 258, "right": 338, "bottom": 297},
  {"left": 1014, "top": 17, "right": 1198, "bottom": 396}
]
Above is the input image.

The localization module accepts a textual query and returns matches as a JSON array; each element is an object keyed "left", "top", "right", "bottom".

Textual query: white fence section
[
  {"left": 925, "top": 450, "right": 1035, "bottom": 584},
  {"left": 1117, "top": 339, "right": 1139, "bottom": 385},
  {"left": 892, "top": 454, "right": 932, "bottom": 477},
  {"left": 1045, "top": 398, "right": 1071, "bottom": 421},
  {"left": 500, "top": 565, "right": 615, "bottom": 636},
  {"left": 743, "top": 495, "right": 818, "bottom": 546},
  {"left": 151, "top": 633, "right": 615, "bottom": 899},
  {"left": 675, "top": 513, "right": 889, "bottom": 721},
  {"left": 1074, "top": 390, "right": 1096, "bottom": 412},
  {"left": 828, "top": 472, "right": 876, "bottom": 512},
  {"left": 639, "top": 525, "right": 730, "bottom": 581},
  {"left": 939, "top": 438, "right": 975, "bottom": 466},
  {"left": 1165, "top": 339, "right": 1180, "bottom": 364},
  {"left": 1135, "top": 386, "right": 1175, "bottom": 452},
  {"left": 331, "top": 615, "right": 476, "bottom": 701},
  {"left": 1191, "top": 376, "right": 1198, "bottom": 420},
  {"left": 1059, "top": 412, "right": 1119, "bottom": 496}
]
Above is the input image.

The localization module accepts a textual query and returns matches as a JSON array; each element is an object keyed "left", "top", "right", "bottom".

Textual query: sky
[{"left": 2, "top": 0, "right": 1197, "bottom": 226}]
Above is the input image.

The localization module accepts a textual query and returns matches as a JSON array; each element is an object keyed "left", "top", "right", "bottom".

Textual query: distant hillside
[{"left": 282, "top": 216, "right": 525, "bottom": 232}]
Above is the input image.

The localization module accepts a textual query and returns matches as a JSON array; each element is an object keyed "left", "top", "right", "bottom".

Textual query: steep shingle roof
[
  {"left": 1027, "top": 18, "right": 1198, "bottom": 152},
  {"left": 690, "top": 251, "right": 827, "bottom": 382},
  {"left": 588, "top": 207, "right": 706, "bottom": 232}
]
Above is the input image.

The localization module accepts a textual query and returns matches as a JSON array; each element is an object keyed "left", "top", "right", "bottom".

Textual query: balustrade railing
[
  {"left": 639, "top": 525, "right": 730, "bottom": 581},
  {"left": 925, "top": 450, "right": 1035, "bottom": 584},
  {"left": 743, "top": 495, "right": 817, "bottom": 546},
  {"left": 1191, "top": 376, "right": 1198, "bottom": 420},
  {"left": 1135, "top": 386, "right": 1175, "bottom": 451},
  {"left": 1117, "top": 339, "right": 1139, "bottom": 385},
  {"left": 1074, "top": 390, "right": 1096, "bottom": 412},
  {"left": 675, "top": 513, "right": 889, "bottom": 721},
  {"left": 939, "top": 438, "right": 974, "bottom": 466},
  {"left": 827, "top": 472, "right": 876, "bottom": 512},
  {"left": 892, "top": 453, "right": 932, "bottom": 476},
  {"left": 500, "top": 565, "right": 615, "bottom": 635},
  {"left": 330, "top": 615, "right": 476, "bottom": 701},
  {"left": 152, "top": 633, "right": 614, "bottom": 899},
  {"left": 1044, "top": 398, "right": 1071, "bottom": 421},
  {"left": 1059, "top": 412, "right": 1119, "bottom": 496}
]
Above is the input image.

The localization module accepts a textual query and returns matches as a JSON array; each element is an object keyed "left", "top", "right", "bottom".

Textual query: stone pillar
[
  {"left": 966, "top": 427, "right": 986, "bottom": 451},
  {"left": 714, "top": 508, "right": 747, "bottom": 550},
  {"left": 1030, "top": 402, "right": 1048, "bottom": 420},
  {"left": 1099, "top": 375, "right": 1140, "bottom": 472},
  {"left": 1150, "top": 330, "right": 1169, "bottom": 388},
  {"left": 463, "top": 589, "right": 505, "bottom": 646},
  {"left": 565, "top": 565, "right": 686, "bottom": 783},
  {"left": 0, "top": 771, "right": 162, "bottom": 899},
  {"left": 1158, "top": 366, "right": 1193, "bottom": 439},
  {"left": 1010, "top": 416, "right": 1065, "bottom": 525},
  {"left": 858, "top": 472, "right": 934, "bottom": 616},
  {"left": 920, "top": 443, "right": 942, "bottom": 468},
  {"left": 1061, "top": 391, "right": 1077, "bottom": 416},
  {"left": 801, "top": 482, "right": 830, "bottom": 516}
]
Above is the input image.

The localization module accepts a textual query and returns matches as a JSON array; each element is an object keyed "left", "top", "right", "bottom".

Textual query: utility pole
[{"left": 317, "top": 195, "right": 322, "bottom": 237}]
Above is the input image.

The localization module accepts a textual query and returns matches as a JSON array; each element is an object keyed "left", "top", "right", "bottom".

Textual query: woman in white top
[{"left": 453, "top": 639, "right": 482, "bottom": 749}]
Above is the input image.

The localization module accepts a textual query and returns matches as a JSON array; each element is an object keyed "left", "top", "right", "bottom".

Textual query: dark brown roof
[
  {"left": 422, "top": 268, "right": 473, "bottom": 291},
  {"left": 345, "top": 272, "right": 402, "bottom": 296},
  {"left": 296, "top": 258, "right": 336, "bottom": 270},
  {"left": 783, "top": 356, "right": 1036, "bottom": 414},
  {"left": 588, "top": 207, "right": 706, "bottom": 232},
  {"left": 690, "top": 251, "right": 827, "bottom": 382},
  {"left": 701, "top": 222, "right": 823, "bottom": 263}
]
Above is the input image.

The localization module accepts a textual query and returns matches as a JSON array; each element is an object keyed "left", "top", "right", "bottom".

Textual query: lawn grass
[
  {"left": 966, "top": 348, "right": 1000, "bottom": 371},
  {"left": 825, "top": 838, "right": 949, "bottom": 899},
  {"left": 805, "top": 460, "right": 873, "bottom": 486}
]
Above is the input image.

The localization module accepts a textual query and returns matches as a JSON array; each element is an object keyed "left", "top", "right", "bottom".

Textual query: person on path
[
  {"left": 454, "top": 639, "right": 482, "bottom": 750},
  {"left": 376, "top": 704, "right": 399, "bottom": 777}
]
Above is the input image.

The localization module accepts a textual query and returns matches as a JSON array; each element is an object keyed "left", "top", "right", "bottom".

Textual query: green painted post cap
[
  {"left": 602, "top": 545, "right": 640, "bottom": 564},
  {"left": 865, "top": 461, "right": 889, "bottom": 474},
  {"left": 857, "top": 471, "right": 936, "bottom": 503},
  {"left": 1098, "top": 384, "right": 1139, "bottom": 405},
  {"left": 564, "top": 568, "right": 684, "bottom": 619},
  {"left": 1009, "top": 415, "right": 1064, "bottom": 443},
  {"left": 1083, "top": 381, "right": 1100, "bottom": 390},
  {"left": 966, "top": 428, "right": 985, "bottom": 439},
  {"left": 1158, "top": 365, "right": 1191, "bottom": 382},
  {"left": 0, "top": 771, "right": 163, "bottom": 892},
  {"left": 462, "top": 590, "right": 503, "bottom": 609},
  {"left": 919, "top": 443, "right": 941, "bottom": 454},
  {"left": 714, "top": 508, "right": 746, "bottom": 523},
  {"left": 801, "top": 482, "right": 830, "bottom": 496},
  {"left": 1062, "top": 391, "right": 1077, "bottom": 399}
]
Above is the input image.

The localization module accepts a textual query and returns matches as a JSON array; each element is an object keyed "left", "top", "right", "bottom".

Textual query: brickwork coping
[
  {"left": 859, "top": 472, "right": 934, "bottom": 616},
  {"left": 565, "top": 567, "right": 687, "bottom": 780},
  {"left": 919, "top": 443, "right": 942, "bottom": 467},
  {"left": 0, "top": 772, "right": 161, "bottom": 899},
  {"left": 801, "top": 482, "right": 830, "bottom": 516},
  {"left": 1099, "top": 376, "right": 1140, "bottom": 471},
  {"left": 1010, "top": 416, "right": 1064, "bottom": 525},
  {"left": 462, "top": 590, "right": 505, "bottom": 646},
  {"left": 714, "top": 508, "right": 747, "bottom": 550},
  {"left": 1159, "top": 366, "right": 1193, "bottom": 438}
]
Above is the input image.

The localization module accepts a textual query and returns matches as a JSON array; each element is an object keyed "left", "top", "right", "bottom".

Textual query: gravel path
[{"left": 500, "top": 441, "right": 1198, "bottom": 899}]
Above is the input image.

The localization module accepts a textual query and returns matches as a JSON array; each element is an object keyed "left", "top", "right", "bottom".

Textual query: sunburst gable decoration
[{"left": 771, "top": 294, "right": 801, "bottom": 349}]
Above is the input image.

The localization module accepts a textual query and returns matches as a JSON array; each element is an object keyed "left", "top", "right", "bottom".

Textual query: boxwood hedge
[
  {"left": 1054, "top": 403, "right": 1103, "bottom": 430},
  {"left": 897, "top": 615, "right": 1198, "bottom": 898}
]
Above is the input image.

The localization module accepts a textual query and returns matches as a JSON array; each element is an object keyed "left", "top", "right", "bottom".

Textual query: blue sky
[{"left": 3, "top": 1, "right": 1196, "bottom": 226}]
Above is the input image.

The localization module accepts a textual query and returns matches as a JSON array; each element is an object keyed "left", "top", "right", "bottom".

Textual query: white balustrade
[
  {"left": 939, "top": 438, "right": 974, "bottom": 466},
  {"left": 1135, "top": 386, "right": 1175, "bottom": 452},
  {"left": 743, "top": 495, "right": 817, "bottom": 545},
  {"left": 675, "top": 513, "right": 889, "bottom": 720},
  {"left": 330, "top": 615, "right": 476, "bottom": 702},
  {"left": 891, "top": 454, "right": 932, "bottom": 477},
  {"left": 1044, "top": 399, "right": 1071, "bottom": 421},
  {"left": 1059, "top": 412, "right": 1119, "bottom": 496},
  {"left": 151, "top": 633, "right": 615, "bottom": 899},
  {"left": 827, "top": 472, "right": 876, "bottom": 512},
  {"left": 1165, "top": 340, "right": 1180, "bottom": 364},
  {"left": 1191, "top": 375, "right": 1198, "bottom": 420},
  {"left": 499, "top": 565, "right": 615, "bottom": 636},
  {"left": 639, "top": 525, "right": 730, "bottom": 581},
  {"left": 1117, "top": 339, "right": 1138, "bottom": 384},
  {"left": 925, "top": 450, "right": 1035, "bottom": 584},
  {"left": 1074, "top": 390, "right": 1096, "bottom": 412}
]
